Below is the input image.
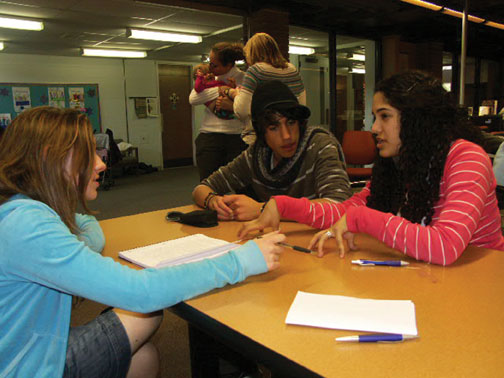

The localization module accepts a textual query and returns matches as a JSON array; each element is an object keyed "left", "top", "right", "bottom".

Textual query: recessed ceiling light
[
  {"left": 0, "top": 42, "right": 4, "bottom": 51},
  {"left": 127, "top": 29, "right": 202, "bottom": 43},
  {"left": 81, "top": 48, "right": 147, "bottom": 58}
]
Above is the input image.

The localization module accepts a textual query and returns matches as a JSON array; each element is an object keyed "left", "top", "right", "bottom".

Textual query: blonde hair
[
  {"left": 0, "top": 106, "right": 96, "bottom": 234},
  {"left": 243, "top": 33, "right": 288, "bottom": 69},
  {"left": 193, "top": 63, "right": 210, "bottom": 79}
]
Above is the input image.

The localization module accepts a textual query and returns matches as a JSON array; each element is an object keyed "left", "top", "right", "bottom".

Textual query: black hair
[
  {"left": 254, "top": 106, "right": 308, "bottom": 143},
  {"left": 366, "top": 70, "right": 482, "bottom": 225},
  {"left": 211, "top": 42, "right": 244, "bottom": 67}
]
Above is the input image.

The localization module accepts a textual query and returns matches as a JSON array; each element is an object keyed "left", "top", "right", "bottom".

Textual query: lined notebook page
[{"left": 119, "top": 234, "right": 239, "bottom": 269}]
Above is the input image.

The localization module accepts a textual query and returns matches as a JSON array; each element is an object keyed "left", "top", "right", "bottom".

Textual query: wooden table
[{"left": 100, "top": 205, "right": 504, "bottom": 378}]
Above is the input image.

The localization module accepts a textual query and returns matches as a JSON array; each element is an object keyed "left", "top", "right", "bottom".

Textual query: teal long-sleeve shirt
[{"left": 0, "top": 195, "right": 267, "bottom": 377}]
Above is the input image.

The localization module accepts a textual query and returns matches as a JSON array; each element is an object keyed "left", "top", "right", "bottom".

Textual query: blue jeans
[{"left": 64, "top": 309, "right": 131, "bottom": 378}]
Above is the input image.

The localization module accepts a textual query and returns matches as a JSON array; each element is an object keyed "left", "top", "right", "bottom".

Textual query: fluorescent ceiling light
[
  {"left": 442, "top": 65, "right": 452, "bottom": 71},
  {"left": 442, "top": 7, "right": 463, "bottom": 18},
  {"left": 467, "top": 15, "right": 485, "bottom": 23},
  {"left": 401, "top": 0, "right": 442, "bottom": 11},
  {"left": 485, "top": 21, "right": 504, "bottom": 30},
  {"left": 128, "top": 29, "right": 202, "bottom": 43},
  {"left": 350, "top": 68, "right": 365, "bottom": 74},
  {"left": 289, "top": 45, "right": 315, "bottom": 55},
  {"left": 0, "top": 15, "right": 43, "bottom": 31},
  {"left": 0, "top": 42, "right": 3, "bottom": 51},
  {"left": 82, "top": 48, "right": 147, "bottom": 58},
  {"left": 401, "top": 0, "right": 503, "bottom": 30},
  {"left": 441, "top": 7, "right": 484, "bottom": 23},
  {"left": 349, "top": 53, "right": 365, "bottom": 61}
]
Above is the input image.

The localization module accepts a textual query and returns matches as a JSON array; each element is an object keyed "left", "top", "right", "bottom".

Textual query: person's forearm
[
  {"left": 189, "top": 87, "right": 219, "bottom": 105},
  {"left": 193, "top": 184, "right": 215, "bottom": 208},
  {"left": 75, "top": 213, "right": 105, "bottom": 253},
  {"left": 297, "top": 89, "right": 307, "bottom": 105},
  {"left": 233, "top": 89, "right": 252, "bottom": 121}
]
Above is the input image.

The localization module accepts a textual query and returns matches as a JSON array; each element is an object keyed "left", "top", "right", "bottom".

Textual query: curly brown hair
[{"left": 366, "top": 71, "right": 482, "bottom": 224}]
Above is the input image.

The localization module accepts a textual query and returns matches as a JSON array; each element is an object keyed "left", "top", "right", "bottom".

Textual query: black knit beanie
[{"left": 251, "top": 80, "right": 310, "bottom": 126}]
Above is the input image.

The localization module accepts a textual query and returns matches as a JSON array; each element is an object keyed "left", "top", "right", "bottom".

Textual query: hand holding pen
[{"left": 252, "top": 231, "right": 285, "bottom": 271}]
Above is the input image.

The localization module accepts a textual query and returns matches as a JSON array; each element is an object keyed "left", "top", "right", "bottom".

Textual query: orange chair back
[{"left": 342, "top": 130, "right": 376, "bottom": 165}]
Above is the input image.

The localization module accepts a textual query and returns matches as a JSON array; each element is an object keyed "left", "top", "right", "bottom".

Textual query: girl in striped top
[
  {"left": 221, "top": 32, "right": 306, "bottom": 144},
  {"left": 239, "top": 71, "right": 504, "bottom": 265}
]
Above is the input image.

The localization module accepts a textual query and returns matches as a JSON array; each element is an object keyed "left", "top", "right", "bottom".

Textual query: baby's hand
[
  {"left": 227, "top": 77, "right": 236, "bottom": 88},
  {"left": 205, "top": 73, "right": 215, "bottom": 81}
]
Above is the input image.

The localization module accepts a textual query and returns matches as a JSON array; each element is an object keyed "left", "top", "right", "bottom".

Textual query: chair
[
  {"left": 342, "top": 130, "right": 376, "bottom": 185},
  {"left": 95, "top": 133, "right": 114, "bottom": 190}
]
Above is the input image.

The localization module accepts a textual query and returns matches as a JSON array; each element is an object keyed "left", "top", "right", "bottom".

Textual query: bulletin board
[{"left": 0, "top": 83, "right": 101, "bottom": 132}]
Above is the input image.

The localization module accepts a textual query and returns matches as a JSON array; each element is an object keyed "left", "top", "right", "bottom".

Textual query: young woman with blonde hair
[
  {"left": 218, "top": 32, "right": 306, "bottom": 144},
  {"left": 0, "top": 106, "right": 285, "bottom": 377}
]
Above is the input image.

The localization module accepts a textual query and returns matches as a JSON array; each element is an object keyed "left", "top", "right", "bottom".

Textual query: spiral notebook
[{"left": 119, "top": 234, "right": 239, "bottom": 269}]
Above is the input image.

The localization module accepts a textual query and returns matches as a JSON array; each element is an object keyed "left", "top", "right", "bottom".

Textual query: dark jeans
[
  {"left": 195, "top": 132, "right": 248, "bottom": 181},
  {"left": 64, "top": 310, "right": 131, "bottom": 378}
]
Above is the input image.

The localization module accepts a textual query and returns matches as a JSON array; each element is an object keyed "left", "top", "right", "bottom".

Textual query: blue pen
[
  {"left": 352, "top": 259, "right": 409, "bottom": 267},
  {"left": 336, "top": 333, "right": 418, "bottom": 342}
]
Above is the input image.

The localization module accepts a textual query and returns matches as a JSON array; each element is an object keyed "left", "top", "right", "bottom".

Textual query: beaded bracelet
[
  {"left": 203, "top": 192, "right": 218, "bottom": 209},
  {"left": 260, "top": 202, "right": 267, "bottom": 213}
]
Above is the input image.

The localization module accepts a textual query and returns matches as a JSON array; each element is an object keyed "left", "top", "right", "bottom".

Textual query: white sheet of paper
[{"left": 285, "top": 291, "right": 418, "bottom": 336}]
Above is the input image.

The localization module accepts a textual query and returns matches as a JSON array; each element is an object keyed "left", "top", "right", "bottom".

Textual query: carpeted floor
[{"left": 88, "top": 165, "right": 201, "bottom": 220}]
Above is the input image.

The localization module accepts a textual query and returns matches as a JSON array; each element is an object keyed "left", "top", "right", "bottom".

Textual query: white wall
[
  {"left": 124, "top": 60, "right": 163, "bottom": 168},
  {"left": 0, "top": 53, "right": 178, "bottom": 167},
  {"left": 0, "top": 53, "right": 128, "bottom": 140}
]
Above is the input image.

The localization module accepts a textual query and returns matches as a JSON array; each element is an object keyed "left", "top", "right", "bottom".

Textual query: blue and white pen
[
  {"left": 352, "top": 259, "right": 409, "bottom": 267},
  {"left": 336, "top": 333, "right": 418, "bottom": 342}
]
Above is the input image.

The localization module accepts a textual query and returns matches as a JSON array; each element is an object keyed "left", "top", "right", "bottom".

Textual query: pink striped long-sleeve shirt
[{"left": 274, "top": 139, "right": 504, "bottom": 265}]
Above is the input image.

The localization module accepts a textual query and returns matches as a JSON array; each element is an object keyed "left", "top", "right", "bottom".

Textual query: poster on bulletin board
[{"left": 0, "top": 83, "right": 101, "bottom": 133}]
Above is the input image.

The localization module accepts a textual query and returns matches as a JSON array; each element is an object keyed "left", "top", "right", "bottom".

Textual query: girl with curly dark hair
[{"left": 239, "top": 71, "right": 504, "bottom": 265}]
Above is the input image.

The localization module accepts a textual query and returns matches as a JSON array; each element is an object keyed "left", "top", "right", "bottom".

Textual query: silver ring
[{"left": 326, "top": 230, "right": 334, "bottom": 238}]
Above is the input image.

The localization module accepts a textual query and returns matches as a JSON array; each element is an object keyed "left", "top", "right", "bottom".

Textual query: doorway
[{"left": 158, "top": 64, "right": 193, "bottom": 168}]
